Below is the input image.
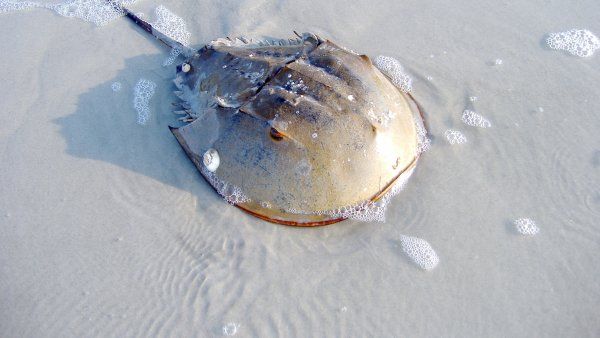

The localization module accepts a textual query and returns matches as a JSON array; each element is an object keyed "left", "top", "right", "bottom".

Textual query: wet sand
[{"left": 1, "top": 0, "right": 599, "bottom": 336}]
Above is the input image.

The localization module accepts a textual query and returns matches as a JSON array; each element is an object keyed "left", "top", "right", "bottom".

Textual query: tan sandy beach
[{"left": 1, "top": 0, "right": 599, "bottom": 336}]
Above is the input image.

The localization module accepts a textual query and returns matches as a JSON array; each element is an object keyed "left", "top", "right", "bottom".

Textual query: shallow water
[{"left": 1, "top": 0, "right": 599, "bottom": 337}]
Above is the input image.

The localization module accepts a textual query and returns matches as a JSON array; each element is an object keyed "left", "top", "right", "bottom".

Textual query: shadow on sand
[
  {"left": 53, "top": 52, "right": 221, "bottom": 205},
  {"left": 52, "top": 51, "right": 380, "bottom": 234}
]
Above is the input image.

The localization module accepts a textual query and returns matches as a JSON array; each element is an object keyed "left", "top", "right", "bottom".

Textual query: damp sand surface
[{"left": 1, "top": 0, "right": 600, "bottom": 336}]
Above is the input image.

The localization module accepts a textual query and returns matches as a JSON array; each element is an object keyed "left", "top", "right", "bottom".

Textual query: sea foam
[
  {"left": 0, "top": 1, "right": 40, "bottom": 13},
  {"left": 222, "top": 322, "right": 239, "bottom": 336},
  {"left": 152, "top": 5, "right": 190, "bottom": 45},
  {"left": 133, "top": 78, "right": 156, "bottom": 125},
  {"left": 374, "top": 55, "right": 413, "bottom": 93},
  {"left": 547, "top": 29, "right": 599, "bottom": 58},
  {"left": 111, "top": 82, "right": 122, "bottom": 92},
  {"left": 317, "top": 166, "right": 416, "bottom": 223},
  {"left": 0, "top": 0, "right": 140, "bottom": 26},
  {"left": 444, "top": 129, "right": 467, "bottom": 145},
  {"left": 462, "top": 109, "right": 491, "bottom": 128},
  {"left": 399, "top": 235, "right": 439, "bottom": 271},
  {"left": 514, "top": 218, "right": 539, "bottom": 236},
  {"left": 150, "top": 5, "right": 191, "bottom": 66}
]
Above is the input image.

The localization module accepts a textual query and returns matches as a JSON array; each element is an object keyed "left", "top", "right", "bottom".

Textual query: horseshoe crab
[{"left": 118, "top": 5, "right": 426, "bottom": 226}]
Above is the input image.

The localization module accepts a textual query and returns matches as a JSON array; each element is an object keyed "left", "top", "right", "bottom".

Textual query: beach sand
[{"left": 1, "top": 0, "right": 599, "bottom": 336}]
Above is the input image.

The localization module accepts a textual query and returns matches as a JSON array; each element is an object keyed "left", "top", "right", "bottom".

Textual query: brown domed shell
[{"left": 170, "top": 33, "right": 423, "bottom": 226}]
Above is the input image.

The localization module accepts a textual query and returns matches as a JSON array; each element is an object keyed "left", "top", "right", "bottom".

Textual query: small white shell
[
  {"left": 181, "top": 63, "right": 191, "bottom": 73},
  {"left": 203, "top": 148, "right": 220, "bottom": 172}
]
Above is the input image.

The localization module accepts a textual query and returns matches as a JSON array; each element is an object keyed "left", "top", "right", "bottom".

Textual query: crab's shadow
[{"left": 53, "top": 53, "right": 219, "bottom": 203}]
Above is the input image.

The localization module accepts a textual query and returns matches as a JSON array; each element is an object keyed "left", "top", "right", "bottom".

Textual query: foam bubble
[
  {"left": 0, "top": 1, "right": 40, "bottom": 13},
  {"left": 415, "top": 117, "right": 431, "bottom": 154},
  {"left": 202, "top": 166, "right": 250, "bottom": 205},
  {"left": 133, "top": 78, "right": 156, "bottom": 125},
  {"left": 163, "top": 47, "right": 182, "bottom": 66},
  {"left": 399, "top": 235, "right": 439, "bottom": 270},
  {"left": 222, "top": 322, "right": 239, "bottom": 336},
  {"left": 462, "top": 109, "right": 491, "bottom": 128},
  {"left": 547, "top": 29, "right": 599, "bottom": 57},
  {"left": 374, "top": 55, "right": 412, "bottom": 93},
  {"left": 444, "top": 129, "right": 467, "bottom": 144},
  {"left": 51, "top": 0, "right": 124, "bottom": 26},
  {"left": 514, "top": 218, "right": 539, "bottom": 236},
  {"left": 1, "top": 0, "right": 140, "bottom": 26},
  {"left": 111, "top": 81, "right": 122, "bottom": 92},
  {"left": 152, "top": 5, "right": 191, "bottom": 45},
  {"left": 318, "top": 166, "right": 416, "bottom": 223}
]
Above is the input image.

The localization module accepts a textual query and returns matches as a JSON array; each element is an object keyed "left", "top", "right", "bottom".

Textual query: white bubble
[
  {"left": 514, "top": 218, "right": 539, "bottom": 236},
  {"left": 0, "top": 1, "right": 40, "bottom": 13},
  {"left": 347, "top": 94, "right": 354, "bottom": 101},
  {"left": 415, "top": 117, "right": 431, "bottom": 154},
  {"left": 494, "top": 58, "right": 503, "bottom": 65},
  {"left": 444, "top": 129, "right": 467, "bottom": 144},
  {"left": 462, "top": 109, "right": 491, "bottom": 128},
  {"left": 50, "top": 0, "right": 138, "bottom": 26},
  {"left": 152, "top": 5, "right": 191, "bottom": 45},
  {"left": 547, "top": 29, "right": 599, "bottom": 57},
  {"left": 374, "top": 55, "right": 412, "bottom": 93},
  {"left": 133, "top": 78, "right": 156, "bottom": 125},
  {"left": 311, "top": 132, "right": 318, "bottom": 139},
  {"left": 469, "top": 96, "right": 478, "bottom": 102},
  {"left": 317, "top": 166, "right": 416, "bottom": 223},
  {"left": 163, "top": 47, "right": 182, "bottom": 66},
  {"left": 111, "top": 82, "right": 122, "bottom": 92},
  {"left": 202, "top": 167, "right": 250, "bottom": 205},
  {"left": 1, "top": 0, "right": 142, "bottom": 26},
  {"left": 222, "top": 322, "right": 239, "bottom": 336},
  {"left": 399, "top": 235, "right": 439, "bottom": 271}
]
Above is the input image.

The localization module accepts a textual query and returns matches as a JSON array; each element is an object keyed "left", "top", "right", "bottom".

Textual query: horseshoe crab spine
[{"left": 105, "top": 0, "right": 195, "bottom": 57}]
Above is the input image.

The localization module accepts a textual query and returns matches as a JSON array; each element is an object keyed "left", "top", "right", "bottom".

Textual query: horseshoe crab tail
[{"left": 107, "top": 0, "right": 196, "bottom": 57}]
